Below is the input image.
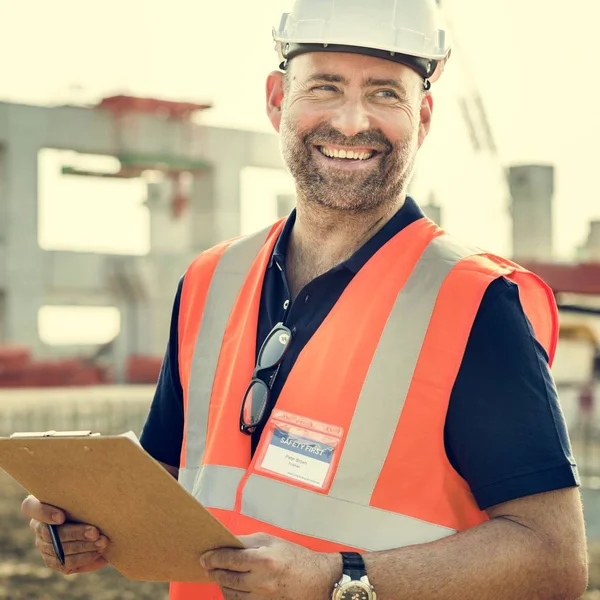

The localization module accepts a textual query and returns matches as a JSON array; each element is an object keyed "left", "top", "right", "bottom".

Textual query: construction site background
[
  {"left": 0, "top": 378, "right": 598, "bottom": 598},
  {"left": 1, "top": 0, "right": 600, "bottom": 597}
]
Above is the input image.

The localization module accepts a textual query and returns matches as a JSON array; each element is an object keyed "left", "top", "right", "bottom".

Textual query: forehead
[{"left": 289, "top": 51, "right": 419, "bottom": 87}]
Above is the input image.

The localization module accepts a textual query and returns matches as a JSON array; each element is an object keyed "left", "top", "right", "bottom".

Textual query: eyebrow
[
  {"left": 306, "top": 73, "right": 409, "bottom": 96},
  {"left": 306, "top": 73, "right": 348, "bottom": 85}
]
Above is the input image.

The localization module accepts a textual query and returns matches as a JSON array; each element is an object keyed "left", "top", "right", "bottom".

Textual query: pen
[{"left": 48, "top": 524, "right": 65, "bottom": 566}]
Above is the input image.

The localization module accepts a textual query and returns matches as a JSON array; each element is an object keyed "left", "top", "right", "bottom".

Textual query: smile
[{"left": 316, "top": 145, "right": 379, "bottom": 162}]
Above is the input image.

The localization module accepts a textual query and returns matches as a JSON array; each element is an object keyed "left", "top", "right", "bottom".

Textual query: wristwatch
[{"left": 331, "top": 552, "right": 377, "bottom": 600}]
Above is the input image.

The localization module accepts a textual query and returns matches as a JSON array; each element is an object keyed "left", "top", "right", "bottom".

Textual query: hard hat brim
[{"left": 280, "top": 42, "right": 438, "bottom": 82}]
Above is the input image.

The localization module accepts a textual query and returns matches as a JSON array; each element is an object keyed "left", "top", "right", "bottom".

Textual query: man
[{"left": 22, "top": 0, "right": 588, "bottom": 599}]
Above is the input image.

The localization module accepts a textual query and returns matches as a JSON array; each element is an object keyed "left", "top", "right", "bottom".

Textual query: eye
[
  {"left": 375, "top": 89, "right": 400, "bottom": 100},
  {"left": 312, "top": 85, "right": 338, "bottom": 93}
]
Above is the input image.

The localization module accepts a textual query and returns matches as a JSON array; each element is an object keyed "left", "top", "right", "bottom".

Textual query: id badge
[{"left": 255, "top": 409, "right": 343, "bottom": 491}]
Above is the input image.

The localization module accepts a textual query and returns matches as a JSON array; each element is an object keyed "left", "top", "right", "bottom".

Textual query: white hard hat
[{"left": 273, "top": 0, "right": 451, "bottom": 86}]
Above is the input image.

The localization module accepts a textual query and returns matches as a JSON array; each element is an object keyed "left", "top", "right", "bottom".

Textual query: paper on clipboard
[{"left": 0, "top": 430, "right": 243, "bottom": 583}]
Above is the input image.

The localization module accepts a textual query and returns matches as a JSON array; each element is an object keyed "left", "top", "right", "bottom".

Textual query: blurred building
[
  {"left": 578, "top": 220, "right": 600, "bottom": 262},
  {"left": 0, "top": 97, "right": 285, "bottom": 381},
  {"left": 509, "top": 164, "right": 554, "bottom": 262},
  {"left": 0, "top": 98, "right": 599, "bottom": 387}
]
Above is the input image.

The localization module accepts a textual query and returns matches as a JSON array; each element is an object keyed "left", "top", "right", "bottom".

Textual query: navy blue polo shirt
[{"left": 140, "top": 197, "right": 579, "bottom": 510}]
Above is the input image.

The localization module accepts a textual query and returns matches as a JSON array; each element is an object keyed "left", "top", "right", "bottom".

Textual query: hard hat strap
[{"left": 280, "top": 42, "right": 437, "bottom": 88}]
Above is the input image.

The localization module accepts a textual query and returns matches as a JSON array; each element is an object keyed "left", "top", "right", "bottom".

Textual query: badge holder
[{"left": 254, "top": 409, "right": 344, "bottom": 491}]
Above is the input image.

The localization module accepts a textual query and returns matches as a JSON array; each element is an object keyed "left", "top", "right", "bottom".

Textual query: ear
[
  {"left": 266, "top": 71, "right": 286, "bottom": 133},
  {"left": 418, "top": 92, "right": 433, "bottom": 147}
]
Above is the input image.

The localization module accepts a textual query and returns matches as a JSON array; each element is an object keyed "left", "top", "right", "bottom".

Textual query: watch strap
[{"left": 340, "top": 551, "right": 367, "bottom": 581}]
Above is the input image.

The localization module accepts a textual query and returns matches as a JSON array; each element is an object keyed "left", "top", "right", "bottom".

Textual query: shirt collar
[
  {"left": 268, "top": 209, "right": 297, "bottom": 269},
  {"left": 268, "top": 196, "right": 426, "bottom": 273}
]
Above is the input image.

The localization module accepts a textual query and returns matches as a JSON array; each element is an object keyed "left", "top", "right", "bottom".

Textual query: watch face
[{"left": 339, "top": 583, "right": 371, "bottom": 600}]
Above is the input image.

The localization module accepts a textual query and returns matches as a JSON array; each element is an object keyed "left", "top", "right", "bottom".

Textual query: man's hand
[
  {"left": 21, "top": 495, "right": 109, "bottom": 575},
  {"left": 201, "top": 533, "right": 341, "bottom": 599}
]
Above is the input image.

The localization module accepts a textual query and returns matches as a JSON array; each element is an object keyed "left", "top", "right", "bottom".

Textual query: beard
[{"left": 280, "top": 118, "right": 417, "bottom": 213}]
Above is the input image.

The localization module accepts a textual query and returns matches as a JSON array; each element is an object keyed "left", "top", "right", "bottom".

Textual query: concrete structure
[
  {"left": 579, "top": 220, "right": 600, "bottom": 262},
  {"left": 0, "top": 97, "right": 597, "bottom": 385},
  {"left": 509, "top": 165, "right": 554, "bottom": 261},
  {"left": 0, "top": 100, "right": 285, "bottom": 377}
]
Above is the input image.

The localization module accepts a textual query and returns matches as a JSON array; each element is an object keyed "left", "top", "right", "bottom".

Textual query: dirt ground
[
  {"left": 0, "top": 470, "right": 168, "bottom": 600},
  {"left": 1, "top": 470, "right": 599, "bottom": 599}
]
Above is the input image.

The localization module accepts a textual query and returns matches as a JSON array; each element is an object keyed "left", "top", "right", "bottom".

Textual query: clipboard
[{"left": 0, "top": 430, "right": 243, "bottom": 583}]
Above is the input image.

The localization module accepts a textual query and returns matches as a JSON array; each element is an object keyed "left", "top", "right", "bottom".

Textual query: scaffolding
[{"left": 61, "top": 94, "right": 213, "bottom": 218}]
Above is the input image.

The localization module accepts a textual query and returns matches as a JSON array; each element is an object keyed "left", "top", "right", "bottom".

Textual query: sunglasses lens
[
  {"left": 258, "top": 326, "right": 291, "bottom": 368},
  {"left": 242, "top": 379, "right": 270, "bottom": 427},
  {"left": 241, "top": 324, "right": 293, "bottom": 434}
]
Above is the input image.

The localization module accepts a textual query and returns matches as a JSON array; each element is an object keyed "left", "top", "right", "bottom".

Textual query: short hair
[{"left": 283, "top": 65, "right": 292, "bottom": 94}]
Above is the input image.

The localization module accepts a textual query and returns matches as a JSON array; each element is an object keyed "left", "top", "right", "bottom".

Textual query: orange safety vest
[{"left": 170, "top": 216, "right": 558, "bottom": 600}]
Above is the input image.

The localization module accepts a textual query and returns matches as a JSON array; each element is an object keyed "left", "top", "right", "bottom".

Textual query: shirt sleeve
[
  {"left": 139, "top": 277, "right": 185, "bottom": 468},
  {"left": 444, "top": 277, "right": 580, "bottom": 510}
]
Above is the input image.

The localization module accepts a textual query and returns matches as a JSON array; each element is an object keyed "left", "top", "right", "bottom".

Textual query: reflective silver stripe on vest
[
  {"left": 193, "top": 464, "right": 246, "bottom": 510},
  {"left": 242, "top": 473, "right": 455, "bottom": 551},
  {"left": 187, "top": 230, "right": 483, "bottom": 548},
  {"left": 178, "top": 466, "right": 198, "bottom": 493},
  {"left": 190, "top": 466, "right": 455, "bottom": 550},
  {"left": 179, "top": 226, "right": 272, "bottom": 493},
  {"left": 329, "top": 234, "right": 481, "bottom": 504}
]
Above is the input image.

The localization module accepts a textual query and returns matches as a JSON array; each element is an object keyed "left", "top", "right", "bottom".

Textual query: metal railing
[
  {"left": 0, "top": 385, "right": 154, "bottom": 438},
  {"left": 1, "top": 384, "right": 598, "bottom": 488}
]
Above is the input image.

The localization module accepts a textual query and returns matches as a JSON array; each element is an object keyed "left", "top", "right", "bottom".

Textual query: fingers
[
  {"left": 33, "top": 523, "right": 109, "bottom": 576},
  {"left": 237, "top": 533, "right": 274, "bottom": 549},
  {"left": 202, "top": 548, "right": 259, "bottom": 572},
  {"left": 210, "top": 570, "right": 252, "bottom": 593},
  {"left": 210, "top": 569, "right": 277, "bottom": 596},
  {"left": 70, "top": 556, "right": 108, "bottom": 574},
  {"left": 40, "top": 549, "right": 106, "bottom": 575},
  {"left": 36, "top": 534, "right": 108, "bottom": 558},
  {"left": 203, "top": 546, "right": 280, "bottom": 596},
  {"left": 32, "top": 521, "right": 101, "bottom": 544},
  {"left": 23, "top": 496, "right": 109, "bottom": 577},
  {"left": 21, "top": 495, "right": 65, "bottom": 525}
]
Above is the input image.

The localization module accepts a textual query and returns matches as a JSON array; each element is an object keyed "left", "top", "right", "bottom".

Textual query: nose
[{"left": 329, "top": 98, "right": 371, "bottom": 138}]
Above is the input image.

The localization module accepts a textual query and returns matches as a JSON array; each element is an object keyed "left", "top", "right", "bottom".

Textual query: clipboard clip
[{"left": 10, "top": 430, "right": 100, "bottom": 439}]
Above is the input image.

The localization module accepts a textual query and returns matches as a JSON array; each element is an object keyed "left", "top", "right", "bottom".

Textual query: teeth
[{"left": 320, "top": 147, "right": 374, "bottom": 160}]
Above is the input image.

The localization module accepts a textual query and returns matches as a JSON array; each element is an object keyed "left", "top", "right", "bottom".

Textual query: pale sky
[{"left": 2, "top": 0, "right": 600, "bottom": 259}]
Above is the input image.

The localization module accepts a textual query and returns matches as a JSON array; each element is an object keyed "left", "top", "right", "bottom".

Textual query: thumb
[{"left": 237, "top": 532, "right": 276, "bottom": 549}]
